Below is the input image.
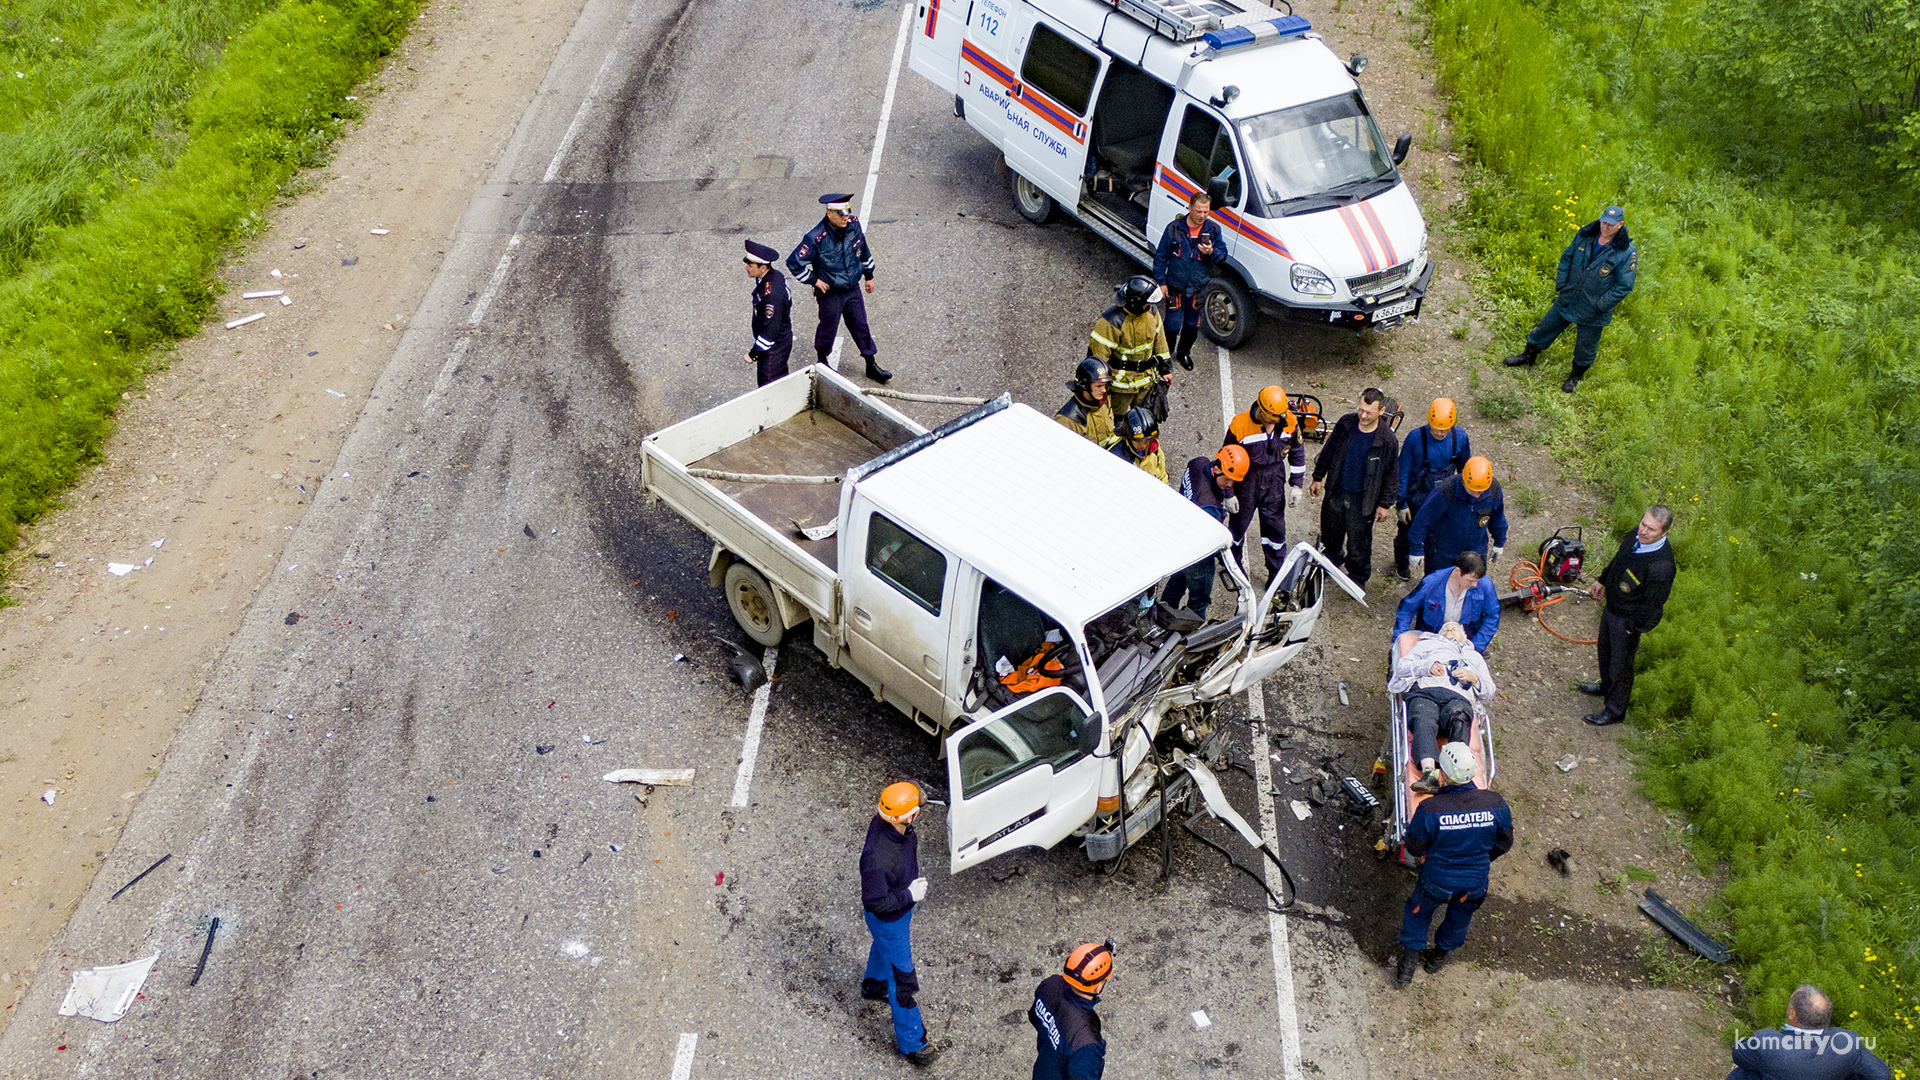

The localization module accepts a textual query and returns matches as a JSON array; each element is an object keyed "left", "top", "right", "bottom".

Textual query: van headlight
[{"left": 1291, "top": 263, "right": 1335, "bottom": 296}]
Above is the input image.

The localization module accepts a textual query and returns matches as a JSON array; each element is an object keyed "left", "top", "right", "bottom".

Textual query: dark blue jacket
[
  {"left": 1393, "top": 566, "right": 1501, "bottom": 652},
  {"left": 787, "top": 216, "right": 876, "bottom": 290},
  {"left": 1404, "top": 782, "right": 1512, "bottom": 890},
  {"left": 1030, "top": 974, "right": 1105, "bottom": 1080},
  {"left": 1153, "top": 216, "right": 1227, "bottom": 294},
  {"left": 859, "top": 815, "right": 918, "bottom": 922},
  {"left": 1553, "top": 221, "right": 1638, "bottom": 327},
  {"left": 1409, "top": 475, "right": 1508, "bottom": 563},
  {"left": 1396, "top": 424, "right": 1472, "bottom": 508},
  {"left": 1177, "top": 455, "right": 1231, "bottom": 520},
  {"left": 1728, "top": 1026, "right": 1891, "bottom": 1080},
  {"left": 748, "top": 268, "right": 792, "bottom": 360}
]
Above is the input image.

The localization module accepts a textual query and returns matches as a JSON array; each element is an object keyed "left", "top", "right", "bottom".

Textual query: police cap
[
  {"left": 743, "top": 239, "right": 778, "bottom": 265},
  {"left": 819, "top": 193, "right": 855, "bottom": 213}
]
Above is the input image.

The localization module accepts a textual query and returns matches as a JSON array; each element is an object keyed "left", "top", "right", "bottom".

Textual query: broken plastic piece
[
  {"left": 370, "top": 228, "right": 390, "bottom": 235},
  {"left": 1289, "top": 800, "right": 1311, "bottom": 820},
  {"left": 57, "top": 955, "right": 158, "bottom": 1022},
  {"left": 1191, "top": 1009, "right": 1211, "bottom": 1030},
  {"left": 603, "top": 768, "right": 695, "bottom": 787},
  {"left": 241, "top": 290, "right": 283, "bottom": 299},
  {"left": 41, "top": 788, "right": 56, "bottom": 805},
  {"left": 324, "top": 389, "right": 346, "bottom": 398},
  {"left": 280, "top": 295, "right": 293, "bottom": 306},
  {"left": 106, "top": 563, "right": 139, "bottom": 576},
  {"left": 1555, "top": 754, "right": 1578, "bottom": 772},
  {"left": 225, "top": 312, "right": 266, "bottom": 329}
]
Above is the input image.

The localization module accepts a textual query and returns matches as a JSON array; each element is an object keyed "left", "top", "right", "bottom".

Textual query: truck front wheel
[
  {"left": 1201, "top": 275, "right": 1258, "bottom": 349},
  {"left": 723, "top": 562, "right": 786, "bottom": 647},
  {"left": 1011, "top": 172, "right": 1054, "bottom": 224}
]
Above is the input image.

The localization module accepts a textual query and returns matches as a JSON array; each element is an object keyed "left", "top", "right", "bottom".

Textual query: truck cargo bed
[{"left": 691, "top": 410, "right": 883, "bottom": 570}]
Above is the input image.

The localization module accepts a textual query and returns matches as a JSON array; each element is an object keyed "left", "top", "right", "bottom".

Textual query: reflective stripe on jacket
[{"left": 1087, "top": 307, "right": 1170, "bottom": 391}]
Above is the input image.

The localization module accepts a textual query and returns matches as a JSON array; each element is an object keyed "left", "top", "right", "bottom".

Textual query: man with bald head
[{"left": 1727, "top": 984, "right": 1890, "bottom": 1079}]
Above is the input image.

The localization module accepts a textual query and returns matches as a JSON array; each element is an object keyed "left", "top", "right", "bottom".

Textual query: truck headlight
[{"left": 1291, "top": 263, "right": 1335, "bottom": 296}]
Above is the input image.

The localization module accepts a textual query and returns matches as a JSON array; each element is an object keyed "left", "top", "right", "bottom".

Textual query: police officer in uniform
[
  {"left": 1394, "top": 398, "right": 1472, "bottom": 579},
  {"left": 788, "top": 193, "right": 890, "bottom": 383},
  {"left": 1397, "top": 742, "right": 1512, "bottom": 984},
  {"left": 1109, "top": 407, "right": 1169, "bottom": 482},
  {"left": 1152, "top": 191, "right": 1226, "bottom": 370},
  {"left": 1503, "top": 204, "right": 1639, "bottom": 393},
  {"left": 742, "top": 239, "right": 792, "bottom": 386},
  {"left": 1030, "top": 941, "right": 1112, "bottom": 1080},
  {"left": 1224, "top": 384, "right": 1307, "bottom": 578},
  {"left": 1055, "top": 358, "right": 1115, "bottom": 446},
  {"left": 1087, "top": 276, "right": 1171, "bottom": 420},
  {"left": 1407, "top": 456, "right": 1508, "bottom": 578}
]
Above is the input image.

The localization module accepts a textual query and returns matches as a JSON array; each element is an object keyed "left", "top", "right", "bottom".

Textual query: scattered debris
[
  {"left": 1640, "top": 888, "right": 1733, "bottom": 963},
  {"left": 989, "top": 862, "right": 1022, "bottom": 883},
  {"left": 241, "top": 290, "right": 283, "bottom": 299},
  {"left": 57, "top": 955, "right": 158, "bottom": 1022},
  {"left": 609, "top": 843, "right": 621, "bottom": 853},
  {"left": 370, "top": 227, "right": 390, "bottom": 235},
  {"left": 41, "top": 788, "right": 56, "bottom": 806},
  {"left": 280, "top": 295, "right": 293, "bottom": 306},
  {"left": 715, "top": 872, "right": 725, "bottom": 886},
  {"left": 292, "top": 240, "right": 307, "bottom": 249},
  {"left": 188, "top": 917, "right": 220, "bottom": 987},
  {"left": 341, "top": 257, "right": 357, "bottom": 266},
  {"left": 150, "top": 538, "right": 164, "bottom": 549},
  {"left": 603, "top": 768, "right": 695, "bottom": 787},
  {"left": 523, "top": 524, "right": 536, "bottom": 538},
  {"left": 712, "top": 635, "right": 767, "bottom": 693},
  {"left": 105, "top": 562, "right": 140, "bottom": 577},
  {"left": 560, "top": 940, "right": 589, "bottom": 959},
  {"left": 1546, "top": 848, "right": 1570, "bottom": 876},
  {"left": 1337, "top": 681, "right": 1349, "bottom": 706},
  {"left": 284, "top": 612, "right": 301, "bottom": 625},
  {"left": 225, "top": 312, "right": 266, "bottom": 329},
  {"left": 324, "top": 389, "right": 346, "bottom": 398},
  {"left": 535, "top": 745, "right": 555, "bottom": 755},
  {"left": 1191, "top": 1009, "right": 1212, "bottom": 1030},
  {"left": 1554, "top": 754, "right": 1579, "bottom": 772},
  {"left": 270, "top": 267, "right": 284, "bottom": 277},
  {"left": 110, "top": 854, "right": 172, "bottom": 900},
  {"left": 671, "top": 653, "right": 689, "bottom": 663},
  {"left": 1289, "top": 800, "right": 1312, "bottom": 821}
]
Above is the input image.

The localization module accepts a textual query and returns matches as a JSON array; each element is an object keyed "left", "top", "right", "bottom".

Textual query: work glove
[
  {"left": 1287, "top": 486, "right": 1302, "bottom": 508},
  {"left": 1396, "top": 506, "right": 1412, "bottom": 525},
  {"left": 908, "top": 877, "right": 928, "bottom": 902},
  {"left": 1221, "top": 496, "right": 1240, "bottom": 515},
  {"left": 1488, "top": 545, "right": 1504, "bottom": 566},
  {"left": 1409, "top": 556, "right": 1425, "bottom": 578}
]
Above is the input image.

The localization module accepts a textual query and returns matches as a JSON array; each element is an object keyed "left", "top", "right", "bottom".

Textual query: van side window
[
  {"left": 1174, "top": 106, "right": 1242, "bottom": 205},
  {"left": 1020, "top": 24, "right": 1099, "bottom": 115},
  {"left": 866, "top": 514, "right": 947, "bottom": 614}
]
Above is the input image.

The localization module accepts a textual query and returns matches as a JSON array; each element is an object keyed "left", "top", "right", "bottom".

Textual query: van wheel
[
  {"left": 1200, "top": 275, "right": 1258, "bottom": 349},
  {"left": 1011, "top": 172, "right": 1054, "bottom": 224},
  {"left": 723, "top": 562, "right": 786, "bottom": 647}
]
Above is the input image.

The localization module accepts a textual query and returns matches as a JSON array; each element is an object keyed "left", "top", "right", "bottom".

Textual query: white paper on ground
[
  {"left": 57, "top": 955, "right": 158, "bottom": 1022},
  {"left": 1191, "top": 1009, "right": 1212, "bottom": 1029},
  {"left": 41, "top": 789, "right": 56, "bottom": 805},
  {"left": 603, "top": 768, "right": 695, "bottom": 787},
  {"left": 106, "top": 563, "right": 140, "bottom": 576}
]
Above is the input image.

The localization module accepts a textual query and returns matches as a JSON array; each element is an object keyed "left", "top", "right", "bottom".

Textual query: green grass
[
  {"left": 1425, "top": 0, "right": 1920, "bottom": 1060},
  {"left": 1474, "top": 389, "right": 1528, "bottom": 422},
  {"left": 0, "top": 0, "right": 418, "bottom": 549}
]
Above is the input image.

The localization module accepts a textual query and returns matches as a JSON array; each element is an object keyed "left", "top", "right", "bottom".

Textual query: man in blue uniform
[
  {"left": 1030, "top": 941, "right": 1111, "bottom": 1079},
  {"left": 1394, "top": 551, "right": 1501, "bottom": 653},
  {"left": 1407, "top": 456, "right": 1507, "bottom": 578},
  {"left": 742, "top": 239, "right": 792, "bottom": 386},
  {"left": 1224, "top": 385, "right": 1307, "bottom": 579},
  {"left": 1395, "top": 398, "right": 1472, "bottom": 579},
  {"left": 1152, "top": 191, "right": 1227, "bottom": 370},
  {"left": 1503, "top": 204, "right": 1639, "bottom": 393},
  {"left": 861, "top": 782, "right": 938, "bottom": 1066},
  {"left": 1397, "top": 742, "right": 1512, "bottom": 984},
  {"left": 788, "top": 193, "right": 890, "bottom": 383}
]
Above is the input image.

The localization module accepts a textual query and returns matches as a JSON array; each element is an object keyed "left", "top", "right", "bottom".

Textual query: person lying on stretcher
[{"left": 1389, "top": 623, "right": 1496, "bottom": 794}]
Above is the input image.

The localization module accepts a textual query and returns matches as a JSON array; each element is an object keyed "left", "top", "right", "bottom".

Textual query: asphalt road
[{"left": 0, "top": 0, "right": 1414, "bottom": 1075}]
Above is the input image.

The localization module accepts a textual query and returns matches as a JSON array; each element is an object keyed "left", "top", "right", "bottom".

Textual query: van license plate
[{"left": 1372, "top": 298, "right": 1417, "bottom": 322}]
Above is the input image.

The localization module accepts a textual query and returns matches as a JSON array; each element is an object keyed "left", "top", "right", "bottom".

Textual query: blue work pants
[
  {"left": 1524, "top": 303, "right": 1605, "bottom": 372},
  {"left": 1161, "top": 557, "right": 1215, "bottom": 613},
  {"left": 863, "top": 909, "right": 927, "bottom": 1054},
  {"left": 1399, "top": 874, "right": 1487, "bottom": 953}
]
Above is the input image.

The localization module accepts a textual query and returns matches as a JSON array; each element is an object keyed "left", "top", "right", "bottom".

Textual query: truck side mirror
[
  {"left": 1392, "top": 132, "right": 1412, "bottom": 166},
  {"left": 1078, "top": 711, "right": 1104, "bottom": 755},
  {"left": 1207, "top": 167, "right": 1235, "bottom": 206}
]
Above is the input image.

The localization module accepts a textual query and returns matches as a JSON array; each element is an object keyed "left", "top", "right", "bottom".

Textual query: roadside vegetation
[
  {"left": 1425, "top": 0, "right": 1920, "bottom": 1060},
  {"left": 0, "top": 0, "right": 420, "bottom": 551}
]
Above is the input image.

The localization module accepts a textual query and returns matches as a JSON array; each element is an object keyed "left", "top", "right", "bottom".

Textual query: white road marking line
[
  {"left": 1218, "top": 344, "right": 1304, "bottom": 1080},
  {"left": 729, "top": 646, "right": 781, "bottom": 807},
  {"left": 825, "top": 0, "right": 914, "bottom": 373},
  {"left": 669, "top": 1031, "right": 699, "bottom": 1080}
]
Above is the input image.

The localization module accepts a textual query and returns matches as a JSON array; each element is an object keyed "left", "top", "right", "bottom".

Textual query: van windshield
[{"left": 1237, "top": 93, "right": 1396, "bottom": 213}]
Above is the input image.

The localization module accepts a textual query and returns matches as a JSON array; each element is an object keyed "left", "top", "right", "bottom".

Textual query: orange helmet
[
  {"left": 1461, "top": 456, "right": 1493, "bottom": 494},
  {"left": 1252, "top": 385, "right": 1289, "bottom": 424},
  {"left": 1063, "top": 940, "right": 1114, "bottom": 994},
  {"left": 1214, "top": 445, "right": 1251, "bottom": 483},
  {"left": 1427, "top": 397, "right": 1456, "bottom": 432},
  {"left": 878, "top": 782, "right": 922, "bottom": 823}
]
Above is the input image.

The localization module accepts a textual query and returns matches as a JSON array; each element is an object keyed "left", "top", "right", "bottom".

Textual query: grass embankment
[
  {"left": 0, "top": 0, "right": 420, "bottom": 551},
  {"left": 1424, "top": 0, "right": 1920, "bottom": 1063}
]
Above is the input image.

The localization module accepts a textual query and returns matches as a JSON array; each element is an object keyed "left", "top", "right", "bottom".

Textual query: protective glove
[
  {"left": 1221, "top": 496, "right": 1240, "bottom": 515},
  {"left": 1488, "top": 545, "right": 1504, "bottom": 565},
  {"left": 908, "top": 877, "right": 928, "bottom": 903},
  {"left": 1409, "top": 556, "right": 1425, "bottom": 579},
  {"left": 1396, "top": 506, "right": 1412, "bottom": 526},
  {"left": 1287, "top": 485, "right": 1303, "bottom": 508}
]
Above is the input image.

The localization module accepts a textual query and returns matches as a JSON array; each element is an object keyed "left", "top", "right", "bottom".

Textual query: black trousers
[
  {"left": 1404, "top": 686, "right": 1473, "bottom": 766},
  {"left": 1595, "top": 608, "right": 1640, "bottom": 720},
  {"left": 755, "top": 338, "right": 792, "bottom": 386},
  {"left": 1319, "top": 487, "right": 1377, "bottom": 586}
]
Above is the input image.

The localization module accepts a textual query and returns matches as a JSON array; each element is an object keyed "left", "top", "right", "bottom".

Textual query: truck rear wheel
[
  {"left": 1201, "top": 275, "right": 1258, "bottom": 349},
  {"left": 1011, "top": 172, "right": 1054, "bottom": 224},
  {"left": 723, "top": 562, "right": 786, "bottom": 647}
]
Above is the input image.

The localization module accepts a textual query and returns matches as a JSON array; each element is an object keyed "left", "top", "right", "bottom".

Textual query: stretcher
[{"left": 1378, "top": 640, "right": 1498, "bottom": 868}]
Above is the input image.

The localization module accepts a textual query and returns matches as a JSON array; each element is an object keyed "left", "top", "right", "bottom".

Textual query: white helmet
[{"left": 1438, "top": 742, "right": 1478, "bottom": 784}]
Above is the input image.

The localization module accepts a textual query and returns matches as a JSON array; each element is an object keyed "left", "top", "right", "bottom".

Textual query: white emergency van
[{"left": 909, "top": 0, "right": 1432, "bottom": 343}]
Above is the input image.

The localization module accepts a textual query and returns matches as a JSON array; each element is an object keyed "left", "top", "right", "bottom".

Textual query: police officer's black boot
[
  {"left": 1562, "top": 367, "right": 1587, "bottom": 394},
  {"left": 863, "top": 354, "right": 892, "bottom": 383},
  {"left": 1502, "top": 344, "right": 1540, "bottom": 367},
  {"left": 816, "top": 348, "right": 833, "bottom": 368},
  {"left": 1420, "top": 946, "right": 1452, "bottom": 974},
  {"left": 1395, "top": 949, "right": 1418, "bottom": 985}
]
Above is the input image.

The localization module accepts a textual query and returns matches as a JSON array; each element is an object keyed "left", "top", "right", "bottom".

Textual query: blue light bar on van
[{"left": 1201, "top": 14, "right": 1311, "bottom": 50}]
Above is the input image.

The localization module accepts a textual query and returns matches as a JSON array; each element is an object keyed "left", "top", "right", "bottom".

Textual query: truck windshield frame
[{"left": 1236, "top": 92, "right": 1396, "bottom": 212}]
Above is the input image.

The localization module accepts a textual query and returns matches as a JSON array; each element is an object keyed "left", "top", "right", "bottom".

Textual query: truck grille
[{"left": 1347, "top": 260, "right": 1413, "bottom": 297}]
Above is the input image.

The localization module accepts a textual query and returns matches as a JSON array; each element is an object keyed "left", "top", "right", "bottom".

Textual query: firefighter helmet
[
  {"left": 1462, "top": 456, "right": 1494, "bottom": 494},
  {"left": 877, "top": 782, "right": 922, "bottom": 823},
  {"left": 1428, "top": 397, "right": 1456, "bottom": 432},
  {"left": 1071, "top": 357, "right": 1111, "bottom": 395},
  {"left": 1215, "top": 445, "right": 1251, "bottom": 482},
  {"left": 1120, "top": 275, "right": 1164, "bottom": 315},
  {"left": 1063, "top": 940, "right": 1114, "bottom": 994},
  {"left": 1119, "top": 407, "right": 1159, "bottom": 442}
]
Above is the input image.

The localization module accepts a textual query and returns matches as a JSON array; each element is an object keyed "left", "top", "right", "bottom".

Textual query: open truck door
[
  {"left": 909, "top": 0, "right": 967, "bottom": 94},
  {"left": 945, "top": 686, "right": 1103, "bottom": 872},
  {"left": 1225, "top": 543, "right": 1366, "bottom": 695}
]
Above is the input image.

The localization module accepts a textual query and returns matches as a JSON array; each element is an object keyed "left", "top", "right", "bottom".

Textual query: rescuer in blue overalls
[
  {"left": 1030, "top": 942, "right": 1112, "bottom": 1079},
  {"left": 788, "top": 193, "right": 890, "bottom": 383},
  {"left": 1397, "top": 742, "right": 1512, "bottom": 985},
  {"left": 741, "top": 239, "right": 792, "bottom": 386},
  {"left": 1407, "top": 456, "right": 1508, "bottom": 579},
  {"left": 1394, "top": 398, "right": 1472, "bottom": 579}
]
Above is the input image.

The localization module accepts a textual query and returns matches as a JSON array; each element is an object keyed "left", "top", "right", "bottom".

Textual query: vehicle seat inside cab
[
  {"left": 1089, "top": 62, "right": 1175, "bottom": 204},
  {"left": 977, "top": 579, "right": 1084, "bottom": 708}
]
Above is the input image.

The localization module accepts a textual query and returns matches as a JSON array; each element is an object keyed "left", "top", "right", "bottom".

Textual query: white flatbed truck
[{"left": 640, "top": 365, "right": 1362, "bottom": 882}]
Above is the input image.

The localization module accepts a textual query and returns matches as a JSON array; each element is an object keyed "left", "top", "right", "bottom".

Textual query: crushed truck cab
[
  {"left": 641, "top": 366, "right": 1361, "bottom": 873},
  {"left": 910, "top": 0, "right": 1432, "bottom": 344}
]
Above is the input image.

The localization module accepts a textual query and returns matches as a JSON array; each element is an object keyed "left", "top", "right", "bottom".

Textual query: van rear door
[
  {"left": 909, "top": 0, "right": 966, "bottom": 94},
  {"left": 962, "top": 16, "right": 1102, "bottom": 210}
]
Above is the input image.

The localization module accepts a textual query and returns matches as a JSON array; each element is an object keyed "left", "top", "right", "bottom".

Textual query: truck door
[
  {"left": 843, "top": 505, "right": 954, "bottom": 722},
  {"left": 979, "top": 19, "right": 1102, "bottom": 209},
  {"left": 1227, "top": 543, "right": 1366, "bottom": 694},
  {"left": 944, "top": 685, "right": 1104, "bottom": 872},
  {"left": 1151, "top": 102, "right": 1246, "bottom": 255},
  {"left": 909, "top": 0, "right": 967, "bottom": 94}
]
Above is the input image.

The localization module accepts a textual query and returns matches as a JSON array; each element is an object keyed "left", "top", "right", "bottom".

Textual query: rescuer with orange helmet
[
  {"left": 1394, "top": 398, "right": 1473, "bottom": 579},
  {"left": 1161, "top": 446, "right": 1247, "bottom": 617},
  {"left": 1406, "top": 455, "right": 1508, "bottom": 578},
  {"left": 1222, "top": 384, "right": 1307, "bottom": 578},
  {"left": 859, "top": 781, "right": 939, "bottom": 1066},
  {"left": 1030, "top": 940, "right": 1113, "bottom": 1079}
]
